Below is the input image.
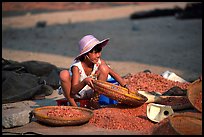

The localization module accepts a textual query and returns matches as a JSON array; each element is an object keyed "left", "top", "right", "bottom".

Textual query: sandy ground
[
  {"left": 2, "top": 2, "right": 202, "bottom": 135},
  {"left": 2, "top": 2, "right": 202, "bottom": 81}
]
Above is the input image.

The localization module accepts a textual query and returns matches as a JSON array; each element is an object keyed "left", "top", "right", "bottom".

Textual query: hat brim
[{"left": 74, "top": 38, "right": 109, "bottom": 60}]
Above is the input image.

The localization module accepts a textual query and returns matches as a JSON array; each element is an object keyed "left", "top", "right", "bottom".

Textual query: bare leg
[
  {"left": 59, "top": 70, "right": 77, "bottom": 106},
  {"left": 87, "top": 64, "right": 110, "bottom": 109}
]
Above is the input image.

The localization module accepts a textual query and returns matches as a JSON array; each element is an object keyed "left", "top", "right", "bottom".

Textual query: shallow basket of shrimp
[
  {"left": 93, "top": 80, "right": 148, "bottom": 107},
  {"left": 32, "top": 106, "right": 93, "bottom": 126}
]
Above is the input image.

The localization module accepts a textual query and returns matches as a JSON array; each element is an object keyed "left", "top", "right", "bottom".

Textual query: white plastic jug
[{"left": 147, "top": 103, "right": 174, "bottom": 122}]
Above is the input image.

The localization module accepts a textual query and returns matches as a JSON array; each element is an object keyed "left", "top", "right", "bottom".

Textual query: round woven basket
[
  {"left": 93, "top": 80, "right": 147, "bottom": 107},
  {"left": 187, "top": 79, "right": 202, "bottom": 112},
  {"left": 169, "top": 112, "right": 202, "bottom": 135},
  {"left": 32, "top": 106, "right": 93, "bottom": 126}
]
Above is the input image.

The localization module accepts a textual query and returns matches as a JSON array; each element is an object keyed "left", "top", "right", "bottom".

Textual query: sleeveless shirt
[
  {"left": 69, "top": 59, "right": 101, "bottom": 99},
  {"left": 58, "top": 59, "right": 101, "bottom": 99}
]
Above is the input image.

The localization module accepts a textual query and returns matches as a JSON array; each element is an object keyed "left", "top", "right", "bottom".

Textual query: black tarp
[{"left": 2, "top": 58, "right": 61, "bottom": 104}]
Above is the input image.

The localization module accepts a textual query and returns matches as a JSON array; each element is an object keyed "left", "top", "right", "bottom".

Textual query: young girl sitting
[{"left": 59, "top": 34, "right": 130, "bottom": 107}]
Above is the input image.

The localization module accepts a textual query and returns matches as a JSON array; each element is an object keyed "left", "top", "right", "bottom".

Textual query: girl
[{"left": 59, "top": 35, "right": 130, "bottom": 107}]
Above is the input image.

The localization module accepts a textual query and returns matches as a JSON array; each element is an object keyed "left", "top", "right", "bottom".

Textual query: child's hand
[
  {"left": 84, "top": 77, "right": 94, "bottom": 89},
  {"left": 123, "top": 84, "right": 134, "bottom": 94}
]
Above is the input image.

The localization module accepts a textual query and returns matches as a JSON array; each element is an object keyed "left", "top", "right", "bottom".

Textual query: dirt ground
[
  {"left": 2, "top": 2, "right": 202, "bottom": 82},
  {"left": 2, "top": 2, "right": 202, "bottom": 135}
]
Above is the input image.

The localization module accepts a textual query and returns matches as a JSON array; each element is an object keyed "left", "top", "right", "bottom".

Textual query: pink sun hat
[{"left": 74, "top": 35, "right": 109, "bottom": 60}]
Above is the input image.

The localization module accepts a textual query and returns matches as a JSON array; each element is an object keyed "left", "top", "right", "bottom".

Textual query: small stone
[{"left": 2, "top": 107, "right": 32, "bottom": 128}]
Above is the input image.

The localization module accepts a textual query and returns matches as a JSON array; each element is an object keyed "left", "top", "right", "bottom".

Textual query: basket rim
[
  {"left": 169, "top": 113, "right": 202, "bottom": 135},
  {"left": 93, "top": 80, "right": 148, "bottom": 103},
  {"left": 187, "top": 79, "right": 202, "bottom": 112},
  {"left": 33, "top": 106, "right": 93, "bottom": 125}
]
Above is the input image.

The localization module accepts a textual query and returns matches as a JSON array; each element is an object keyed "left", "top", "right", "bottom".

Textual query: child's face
[{"left": 87, "top": 46, "right": 102, "bottom": 63}]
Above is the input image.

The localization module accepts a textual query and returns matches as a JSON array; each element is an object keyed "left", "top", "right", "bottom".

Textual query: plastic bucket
[{"left": 99, "top": 94, "right": 112, "bottom": 105}]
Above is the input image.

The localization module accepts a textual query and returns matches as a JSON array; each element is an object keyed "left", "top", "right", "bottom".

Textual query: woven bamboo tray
[
  {"left": 169, "top": 112, "right": 202, "bottom": 135},
  {"left": 187, "top": 79, "right": 202, "bottom": 112},
  {"left": 32, "top": 106, "right": 93, "bottom": 126},
  {"left": 93, "top": 80, "right": 148, "bottom": 107}
]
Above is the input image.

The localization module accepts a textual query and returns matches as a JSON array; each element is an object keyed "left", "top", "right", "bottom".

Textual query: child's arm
[
  {"left": 100, "top": 59, "right": 126, "bottom": 87},
  {"left": 102, "top": 60, "right": 133, "bottom": 93},
  {"left": 109, "top": 68, "right": 134, "bottom": 93},
  {"left": 108, "top": 67, "right": 127, "bottom": 87},
  {"left": 71, "top": 66, "right": 94, "bottom": 95}
]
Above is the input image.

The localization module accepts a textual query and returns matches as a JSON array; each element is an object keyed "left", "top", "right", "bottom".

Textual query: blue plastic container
[
  {"left": 99, "top": 94, "right": 111, "bottom": 105},
  {"left": 99, "top": 76, "right": 118, "bottom": 105}
]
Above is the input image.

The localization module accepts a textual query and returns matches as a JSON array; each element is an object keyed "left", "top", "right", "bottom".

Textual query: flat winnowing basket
[
  {"left": 32, "top": 106, "right": 93, "bottom": 126},
  {"left": 187, "top": 79, "right": 202, "bottom": 112},
  {"left": 93, "top": 80, "right": 147, "bottom": 106},
  {"left": 169, "top": 112, "right": 202, "bottom": 135}
]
